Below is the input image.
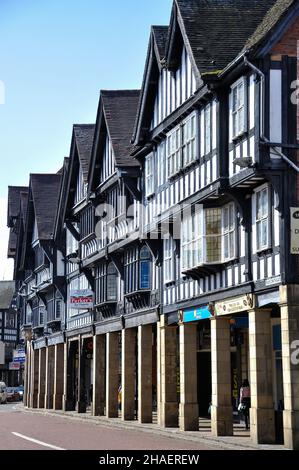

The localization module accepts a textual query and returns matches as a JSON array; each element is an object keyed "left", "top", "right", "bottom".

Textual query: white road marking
[{"left": 12, "top": 432, "right": 65, "bottom": 450}]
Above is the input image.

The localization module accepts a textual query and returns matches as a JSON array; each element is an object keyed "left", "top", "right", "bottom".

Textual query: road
[{"left": 0, "top": 403, "right": 218, "bottom": 450}]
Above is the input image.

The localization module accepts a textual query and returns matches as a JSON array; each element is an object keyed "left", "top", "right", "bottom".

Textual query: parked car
[
  {"left": 6, "top": 387, "right": 20, "bottom": 402},
  {"left": 15, "top": 385, "right": 24, "bottom": 401},
  {"left": 0, "top": 382, "right": 7, "bottom": 404}
]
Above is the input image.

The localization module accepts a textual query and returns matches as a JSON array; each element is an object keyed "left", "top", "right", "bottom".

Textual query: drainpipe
[{"left": 245, "top": 57, "right": 299, "bottom": 173}]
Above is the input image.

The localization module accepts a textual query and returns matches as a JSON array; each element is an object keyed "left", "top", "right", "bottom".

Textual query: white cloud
[{"left": 0, "top": 197, "right": 14, "bottom": 280}]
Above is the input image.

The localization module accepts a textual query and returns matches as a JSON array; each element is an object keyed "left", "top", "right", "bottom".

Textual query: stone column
[
  {"left": 179, "top": 322, "right": 198, "bottom": 431},
  {"left": 211, "top": 317, "right": 233, "bottom": 436},
  {"left": 53, "top": 343, "right": 64, "bottom": 410},
  {"left": 63, "top": 340, "right": 76, "bottom": 411},
  {"left": 29, "top": 346, "right": 39, "bottom": 408},
  {"left": 158, "top": 315, "right": 178, "bottom": 427},
  {"left": 138, "top": 324, "right": 152, "bottom": 423},
  {"left": 280, "top": 285, "right": 299, "bottom": 450},
  {"left": 106, "top": 331, "right": 119, "bottom": 418},
  {"left": 248, "top": 308, "right": 275, "bottom": 444},
  {"left": 92, "top": 334, "right": 105, "bottom": 416},
  {"left": 156, "top": 319, "right": 161, "bottom": 422},
  {"left": 24, "top": 341, "right": 31, "bottom": 407},
  {"left": 77, "top": 337, "right": 86, "bottom": 413},
  {"left": 37, "top": 348, "right": 46, "bottom": 408},
  {"left": 121, "top": 328, "right": 136, "bottom": 421},
  {"left": 44, "top": 346, "right": 55, "bottom": 409}
]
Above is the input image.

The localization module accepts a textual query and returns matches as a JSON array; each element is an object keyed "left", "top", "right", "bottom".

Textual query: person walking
[{"left": 239, "top": 379, "right": 251, "bottom": 430}]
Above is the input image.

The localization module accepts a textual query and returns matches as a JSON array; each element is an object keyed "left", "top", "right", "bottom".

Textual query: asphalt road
[{"left": 0, "top": 403, "right": 218, "bottom": 450}]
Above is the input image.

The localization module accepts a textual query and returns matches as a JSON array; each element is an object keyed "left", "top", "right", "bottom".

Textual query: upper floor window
[
  {"left": 204, "top": 105, "right": 211, "bottom": 155},
  {"left": 256, "top": 186, "right": 270, "bottom": 251},
  {"left": 157, "top": 141, "right": 166, "bottom": 187},
  {"left": 231, "top": 77, "right": 247, "bottom": 139},
  {"left": 222, "top": 203, "right": 236, "bottom": 261},
  {"left": 166, "top": 111, "right": 198, "bottom": 178},
  {"left": 167, "top": 126, "right": 181, "bottom": 177},
  {"left": 95, "top": 262, "right": 118, "bottom": 305},
  {"left": 101, "top": 135, "right": 115, "bottom": 183},
  {"left": 181, "top": 203, "right": 236, "bottom": 271},
  {"left": 75, "top": 166, "right": 87, "bottom": 205},
  {"left": 124, "top": 246, "right": 151, "bottom": 293},
  {"left": 182, "top": 114, "right": 197, "bottom": 166},
  {"left": 145, "top": 153, "right": 154, "bottom": 197},
  {"left": 164, "top": 237, "right": 174, "bottom": 283},
  {"left": 107, "top": 262, "right": 118, "bottom": 301}
]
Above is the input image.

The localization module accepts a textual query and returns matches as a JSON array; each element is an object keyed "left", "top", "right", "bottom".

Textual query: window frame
[
  {"left": 204, "top": 104, "right": 211, "bottom": 155},
  {"left": 255, "top": 184, "right": 271, "bottom": 252},
  {"left": 145, "top": 153, "right": 155, "bottom": 197},
  {"left": 182, "top": 112, "right": 198, "bottom": 167},
  {"left": 231, "top": 76, "right": 247, "bottom": 140},
  {"left": 163, "top": 236, "right": 175, "bottom": 284},
  {"left": 222, "top": 203, "right": 236, "bottom": 262}
]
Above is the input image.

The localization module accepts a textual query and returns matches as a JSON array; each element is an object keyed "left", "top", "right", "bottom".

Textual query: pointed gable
[{"left": 73, "top": 124, "right": 95, "bottom": 182}]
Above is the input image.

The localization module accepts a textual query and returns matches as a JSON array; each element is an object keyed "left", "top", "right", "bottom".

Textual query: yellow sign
[{"left": 215, "top": 294, "right": 254, "bottom": 316}]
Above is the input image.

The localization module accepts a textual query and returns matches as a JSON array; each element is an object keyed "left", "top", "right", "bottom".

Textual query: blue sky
[{"left": 0, "top": 0, "right": 173, "bottom": 279}]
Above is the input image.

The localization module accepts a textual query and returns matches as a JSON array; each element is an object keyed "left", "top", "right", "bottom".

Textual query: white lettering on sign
[{"left": 290, "top": 208, "right": 299, "bottom": 254}]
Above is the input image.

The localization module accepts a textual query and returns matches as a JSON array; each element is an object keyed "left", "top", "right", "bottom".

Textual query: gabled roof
[
  {"left": 0, "top": 281, "right": 15, "bottom": 310},
  {"left": 152, "top": 25, "right": 169, "bottom": 61},
  {"left": 30, "top": 174, "right": 62, "bottom": 240},
  {"left": 54, "top": 157, "right": 70, "bottom": 240},
  {"left": 101, "top": 90, "right": 140, "bottom": 167},
  {"left": 7, "top": 186, "right": 28, "bottom": 227},
  {"left": 174, "top": 0, "right": 277, "bottom": 74},
  {"left": 73, "top": 124, "right": 95, "bottom": 182}
]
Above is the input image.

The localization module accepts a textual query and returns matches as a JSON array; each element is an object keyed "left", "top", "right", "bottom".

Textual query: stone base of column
[
  {"left": 159, "top": 402, "right": 178, "bottom": 428},
  {"left": 37, "top": 393, "right": 45, "bottom": 408},
  {"left": 250, "top": 408, "right": 275, "bottom": 444},
  {"left": 77, "top": 401, "right": 86, "bottom": 413},
  {"left": 179, "top": 403, "right": 198, "bottom": 431},
  {"left": 30, "top": 394, "right": 38, "bottom": 409},
  {"left": 63, "top": 397, "right": 75, "bottom": 412},
  {"left": 211, "top": 405, "right": 233, "bottom": 436},
  {"left": 53, "top": 394, "right": 63, "bottom": 410},
  {"left": 139, "top": 409, "right": 152, "bottom": 424},
  {"left": 44, "top": 394, "right": 53, "bottom": 409},
  {"left": 283, "top": 410, "right": 299, "bottom": 450}
]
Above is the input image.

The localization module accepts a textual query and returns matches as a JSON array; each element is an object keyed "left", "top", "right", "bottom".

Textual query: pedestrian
[{"left": 239, "top": 379, "right": 251, "bottom": 430}]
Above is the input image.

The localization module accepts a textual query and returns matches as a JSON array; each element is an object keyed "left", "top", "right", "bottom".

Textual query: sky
[{"left": 0, "top": 0, "right": 173, "bottom": 280}]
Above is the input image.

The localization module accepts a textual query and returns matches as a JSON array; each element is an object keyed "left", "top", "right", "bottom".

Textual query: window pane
[{"left": 140, "top": 261, "right": 150, "bottom": 289}]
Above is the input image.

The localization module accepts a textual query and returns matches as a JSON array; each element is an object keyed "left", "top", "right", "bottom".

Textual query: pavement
[{"left": 0, "top": 402, "right": 288, "bottom": 451}]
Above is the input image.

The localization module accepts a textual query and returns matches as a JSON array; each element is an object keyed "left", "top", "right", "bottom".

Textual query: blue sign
[
  {"left": 183, "top": 307, "right": 211, "bottom": 323},
  {"left": 13, "top": 357, "right": 26, "bottom": 363}
]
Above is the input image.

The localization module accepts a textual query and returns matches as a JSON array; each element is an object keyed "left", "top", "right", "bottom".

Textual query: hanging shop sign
[
  {"left": 13, "top": 348, "right": 26, "bottom": 363},
  {"left": 215, "top": 294, "right": 254, "bottom": 316},
  {"left": 290, "top": 208, "right": 299, "bottom": 254},
  {"left": 183, "top": 306, "right": 212, "bottom": 323},
  {"left": 69, "top": 289, "right": 94, "bottom": 310},
  {"left": 9, "top": 362, "right": 20, "bottom": 370}
]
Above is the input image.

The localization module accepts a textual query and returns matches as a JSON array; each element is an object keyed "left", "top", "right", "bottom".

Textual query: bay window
[
  {"left": 256, "top": 186, "right": 270, "bottom": 251},
  {"left": 125, "top": 246, "right": 151, "bottom": 293},
  {"left": 95, "top": 262, "right": 118, "bottom": 305},
  {"left": 181, "top": 203, "right": 236, "bottom": 271},
  {"left": 204, "top": 104, "right": 211, "bottom": 155}
]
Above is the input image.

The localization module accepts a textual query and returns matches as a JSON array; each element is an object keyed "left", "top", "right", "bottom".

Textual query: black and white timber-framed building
[{"left": 7, "top": 0, "right": 299, "bottom": 450}]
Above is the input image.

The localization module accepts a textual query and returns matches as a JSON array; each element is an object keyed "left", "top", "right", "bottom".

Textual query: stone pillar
[
  {"left": 37, "top": 348, "right": 46, "bottom": 408},
  {"left": 280, "top": 285, "right": 299, "bottom": 450},
  {"left": 63, "top": 340, "right": 76, "bottom": 411},
  {"left": 24, "top": 341, "right": 31, "bottom": 407},
  {"left": 92, "top": 334, "right": 105, "bottom": 416},
  {"left": 77, "top": 337, "right": 86, "bottom": 413},
  {"left": 179, "top": 322, "right": 198, "bottom": 431},
  {"left": 248, "top": 308, "right": 275, "bottom": 444},
  {"left": 29, "top": 346, "right": 39, "bottom": 408},
  {"left": 106, "top": 331, "right": 119, "bottom": 418},
  {"left": 121, "top": 328, "right": 136, "bottom": 420},
  {"left": 211, "top": 317, "right": 233, "bottom": 436},
  {"left": 44, "top": 346, "right": 55, "bottom": 409},
  {"left": 156, "top": 319, "right": 161, "bottom": 422},
  {"left": 138, "top": 324, "right": 152, "bottom": 423},
  {"left": 158, "top": 315, "right": 178, "bottom": 427},
  {"left": 53, "top": 343, "right": 64, "bottom": 410}
]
